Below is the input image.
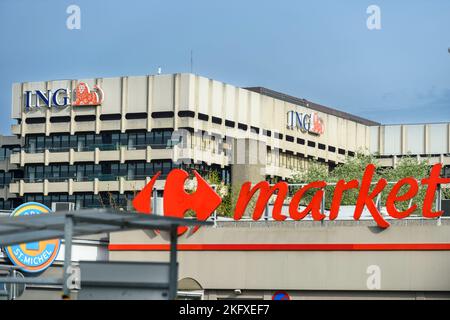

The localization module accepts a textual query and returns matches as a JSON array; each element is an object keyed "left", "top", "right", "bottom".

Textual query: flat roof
[{"left": 245, "top": 86, "right": 381, "bottom": 127}]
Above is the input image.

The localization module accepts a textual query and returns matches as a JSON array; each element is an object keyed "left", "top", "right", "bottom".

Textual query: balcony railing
[
  {"left": 11, "top": 174, "right": 169, "bottom": 183},
  {"left": 14, "top": 142, "right": 180, "bottom": 155}
]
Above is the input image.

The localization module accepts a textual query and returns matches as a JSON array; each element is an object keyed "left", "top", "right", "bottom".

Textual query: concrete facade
[
  {"left": 0, "top": 136, "right": 23, "bottom": 209},
  {"left": 9, "top": 73, "right": 378, "bottom": 201}
]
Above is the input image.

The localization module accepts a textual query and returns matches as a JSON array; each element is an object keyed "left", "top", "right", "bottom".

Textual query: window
[
  {"left": 100, "top": 114, "right": 121, "bottom": 121},
  {"left": 274, "top": 132, "right": 283, "bottom": 140},
  {"left": 198, "top": 113, "right": 209, "bottom": 121},
  {"left": 318, "top": 143, "right": 326, "bottom": 150},
  {"left": 238, "top": 123, "right": 248, "bottom": 131},
  {"left": 25, "top": 117, "right": 46, "bottom": 124},
  {"left": 75, "top": 115, "right": 96, "bottom": 122},
  {"left": 286, "top": 135, "right": 294, "bottom": 142},
  {"left": 338, "top": 148, "right": 346, "bottom": 155},
  {"left": 37, "top": 136, "right": 45, "bottom": 149},
  {"left": 212, "top": 117, "right": 222, "bottom": 125},
  {"left": 151, "top": 112, "right": 173, "bottom": 119},
  {"left": 297, "top": 138, "right": 305, "bottom": 145},
  {"left": 61, "top": 135, "right": 69, "bottom": 150},
  {"left": 154, "top": 131, "right": 163, "bottom": 145},
  {"left": 178, "top": 111, "right": 195, "bottom": 118},
  {"left": 250, "top": 126, "right": 260, "bottom": 134},
  {"left": 225, "top": 120, "right": 235, "bottom": 128},
  {"left": 50, "top": 116, "right": 70, "bottom": 123},
  {"left": 263, "top": 130, "right": 271, "bottom": 137},
  {"left": 307, "top": 141, "right": 316, "bottom": 148},
  {"left": 328, "top": 146, "right": 336, "bottom": 153},
  {"left": 126, "top": 112, "right": 148, "bottom": 120}
]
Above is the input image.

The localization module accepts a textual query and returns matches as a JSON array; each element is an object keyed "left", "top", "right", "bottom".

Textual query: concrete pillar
[
  {"left": 146, "top": 75, "right": 153, "bottom": 132},
  {"left": 174, "top": 73, "right": 180, "bottom": 131},
  {"left": 94, "top": 178, "right": 99, "bottom": 195},
  {"left": 120, "top": 77, "right": 127, "bottom": 133},
  {"left": 120, "top": 146, "right": 125, "bottom": 164},
  {"left": 424, "top": 124, "right": 429, "bottom": 154},
  {"left": 231, "top": 138, "right": 266, "bottom": 190},
  {"left": 69, "top": 148, "right": 74, "bottom": 165},
  {"left": 43, "top": 179, "right": 48, "bottom": 196},
  {"left": 44, "top": 149, "right": 49, "bottom": 166},
  {"left": 146, "top": 146, "right": 152, "bottom": 162},
  {"left": 68, "top": 179, "right": 73, "bottom": 195},
  {"left": 94, "top": 147, "right": 100, "bottom": 165},
  {"left": 119, "top": 177, "right": 124, "bottom": 194}
]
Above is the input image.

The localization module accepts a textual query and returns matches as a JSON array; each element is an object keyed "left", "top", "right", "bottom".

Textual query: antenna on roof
[{"left": 157, "top": 67, "right": 162, "bottom": 75}]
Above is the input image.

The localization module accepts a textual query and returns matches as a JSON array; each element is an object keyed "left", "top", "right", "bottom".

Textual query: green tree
[
  {"left": 290, "top": 153, "right": 442, "bottom": 215},
  {"left": 380, "top": 157, "right": 431, "bottom": 215}
]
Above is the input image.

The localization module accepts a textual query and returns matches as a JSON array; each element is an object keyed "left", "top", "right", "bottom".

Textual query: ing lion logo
[{"left": 72, "top": 82, "right": 104, "bottom": 106}]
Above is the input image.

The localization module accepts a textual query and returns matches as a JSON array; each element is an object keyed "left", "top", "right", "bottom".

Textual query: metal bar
[
  {"left": 0, "top": 230, "right": 65, "bottom": 247},
  {"left": 62, "top": 214, "right": 74, "bottom": 298},
  {"left": 168, "top": 224, "right": 178, "bottom": 300},
  {"left": 437, "top": 184, "right": 442, "bottom": 212},
  {"left": 153, "top": 187, "right": 158, "bottom": 215},
  {"left": 321, "top": 189, "right": 326, "bottom": 216},
  {"left": 0, "top": 277, "right": 62, "bottom": 285},
  {"left": 376, "top": 194, "right": 382, "bottom": 212}
]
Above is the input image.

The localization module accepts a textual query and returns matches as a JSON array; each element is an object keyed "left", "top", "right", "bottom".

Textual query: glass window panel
[
  {"left": 162, "top": 161, "right": 171, "bottom": 174},
  {"left": 136, "top": 163, "right": 145, "bottom": 176},
  {"left": 153, "top": 161, "right": 162, "bottom": 173},
  {"left": 61, "top": 165, "right": 68, "bottom": 177},
  {"left": 154, "top": 131, "right": 163, "bottom": 145},
  {"left": 61, "top": 135, "right": 69, "bottom": 149},
  {"left": 137, "top": 133, "right": 146, "bottom": 146},
  {"left": 37, "top": 136, "right": 45, "bottom": 149}
]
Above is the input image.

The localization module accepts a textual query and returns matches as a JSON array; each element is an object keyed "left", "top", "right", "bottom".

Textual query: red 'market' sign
[{"left": 132, "top": 164, "right": 450, "bottom": 235}]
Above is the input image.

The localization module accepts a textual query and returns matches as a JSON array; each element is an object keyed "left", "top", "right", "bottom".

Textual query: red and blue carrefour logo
[{"left": 4, "top": 202, "right": 61, "bottom": 273}]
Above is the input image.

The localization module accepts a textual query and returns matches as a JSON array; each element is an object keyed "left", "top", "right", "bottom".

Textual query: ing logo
[
  {"left": 72, "top": 82, "right": 104, "bottom": 106},
  {"left": 4, "top": 202, "right": 61, "bottom": 273}
]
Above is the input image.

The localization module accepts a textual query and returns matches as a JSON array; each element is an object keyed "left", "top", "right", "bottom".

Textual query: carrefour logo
[{"left": 4, "top": 202, "right": 61, "bottom": 273}]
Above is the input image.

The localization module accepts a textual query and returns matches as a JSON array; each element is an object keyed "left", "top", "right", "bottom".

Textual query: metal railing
[
  {"left": 16, "top": 142, "right": 180, "bottom": 154},
  {"left": 11, "top": 174, "right": 170, "bottom": 184}
]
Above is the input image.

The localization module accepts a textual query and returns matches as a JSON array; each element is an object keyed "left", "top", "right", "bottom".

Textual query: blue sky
[{"left": 0, "top": 0, "right": 449, "bottom": 134}]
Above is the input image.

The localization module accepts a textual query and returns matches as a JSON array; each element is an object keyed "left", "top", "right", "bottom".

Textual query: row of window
[
  {"left": 21, "top": 119, "right": 357, "bottom": 168},
  {"left": 24, "top": 130, "right": 180, "bottom": 152},
  {"left": 0, "top": 199, "right": 22, "bottom": 210},
  {"left": 23, "top": 109, "right": 356, "bottom": 157},
  {"left": 24, "top": 112, "right": 151, "bottom": 124},
  {"left": 0, "top": 145, "right": 21, "bottom": 160},
  {"left": 0, "top": 171, "right": 14, "bottom": 186},
  {"left": 178, "top": 111, "right": 354, "bottom": 155},
  {"left": 23, "top": 161, "right": 231, "bottom": 184},
  {"left": 24, "top": 192, "right": 135, "bottom": 210},
  {"left": 0, "top": 170, "right": 23, "bottom": 187},
  {"left": 24, "top": 160, "right": 175, "bottom": 182}
]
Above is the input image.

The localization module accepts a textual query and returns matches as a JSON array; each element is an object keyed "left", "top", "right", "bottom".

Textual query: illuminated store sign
[
  {"left": 133, "top": 164, "right": 449, "bottom": 235},
  {"left": 287, "top": 110, "right": 324, "bottom": 135},
  {"left": 24, "top": 82, "right": 104, "bottom": 111}
]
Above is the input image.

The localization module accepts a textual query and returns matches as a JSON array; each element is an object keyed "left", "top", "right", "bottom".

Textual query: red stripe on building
[{"left": 108, "top": 243, "right": 450, "bottom": 251}]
